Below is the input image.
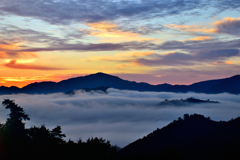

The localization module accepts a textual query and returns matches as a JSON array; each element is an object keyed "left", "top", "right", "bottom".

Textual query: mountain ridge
[
  {"left": 0, "top": 73, "right": 240, "bottom": 95},
  {"left": 119, "top": 114, "right": 240, "bottom": 160}
]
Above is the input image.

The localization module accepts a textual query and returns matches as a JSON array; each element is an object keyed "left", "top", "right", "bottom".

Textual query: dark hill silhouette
[
  {"left": 0, "top": 73, "right": 240, "bottom": 94},
  {"left": 21, "top": 81, "right": 58, "bottom": 94},
  {"left": 0, "top": 86, "right": 21, "bottom": 95},
  {"left": 158, "top": 97, "right": 219, "bottom": 106},
  {"left": 119, "top": 114, "right": 240, "bottom": 160},
  {"left": 189, "top": 75, "right": 240, "bottom": 94},
  {"left": 57, "top": 72, "right": 154, "bottom": 92}
]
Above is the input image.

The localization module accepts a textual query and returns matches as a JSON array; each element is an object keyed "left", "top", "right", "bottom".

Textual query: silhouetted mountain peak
[
  {"left": 229, "top": 74, "right": 240, "bottom": 79},
  {"left": 91, "top": 72, "right": 111, "bottom": 76},
  {"left": 86, "top": 72, "right": 121, "bottom": 80}
]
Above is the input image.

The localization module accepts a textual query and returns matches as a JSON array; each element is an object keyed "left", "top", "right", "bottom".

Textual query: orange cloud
[
  {"left": 4, "top": 59, "right": 63, "bottom": 70},
  {"left": 0, "top": 41, "right": 38, "bottom": 58},
  {"left": 5, "top": 59, "right": 36, "bottom": 63},
  {"left": 212, "top": 61, "right": 234, "bottom": 65},
  {"left": 188, "top": 36, "right": 211, "bottom": 41},
  {"left": 115, "top": 51, "right": 155, "bottom": 58},
  {"left": 165, "top": 24, "right": 217, "bottom": 34},
  {"left": 82, "top": 51, "right": 155, "bottom": 62},
  {"left": 87, "top": 22, "right": 118, "bottom": 32},
  {"left": 166, "top": 17, "right": 240, "bottom": 36},
  {"left": 87, "top": 22, "right": 139, "bottom": 39},
  {"left": 115, "top": 60, "right": 144, "bottom": 69},
  {"left": 225, "top": 61, "right": 234, "bottom": 64},
  {"left": 214, "top": 17, "right": 240, "bottom": 26},
  {"left": 0, "top": 42, "right": 21, "bottom": 50},
  {"left": 87, "top": 22, "right": 158, "bottom": 42}
]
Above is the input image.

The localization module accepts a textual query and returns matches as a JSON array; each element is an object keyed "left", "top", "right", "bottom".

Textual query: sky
[
  {"left": 0, "top": 0, "right": 240, "bottom": 87},
  {"left": 0, "top": 89, "right": 240, "bottom": 147}
]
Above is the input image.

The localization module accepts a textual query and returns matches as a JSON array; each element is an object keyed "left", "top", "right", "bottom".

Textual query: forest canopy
[{"left": 0, "top": 99, "right": 119, "bottom": 160}]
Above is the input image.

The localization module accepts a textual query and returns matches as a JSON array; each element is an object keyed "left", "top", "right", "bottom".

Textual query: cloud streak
[
  {"left": 4, "top": 59, "right": 64, "bottom": 70},
  {"left": 0, "top": 89, "right": 239, "bottom": 147}
]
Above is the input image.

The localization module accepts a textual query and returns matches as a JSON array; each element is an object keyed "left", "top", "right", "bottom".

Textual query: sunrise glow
[{"left": 0, "top": 0, "right": 239, "bottom": 87}]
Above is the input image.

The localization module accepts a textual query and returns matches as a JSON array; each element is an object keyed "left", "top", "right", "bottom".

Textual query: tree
[
  {"left": 28, "top": 125, "right": 66, "bottom": 145},
  {"left": 2, "top": 99, "right": 30, "bottom": 139},
  {"left": 1, "top": 99, "right": 30, "bottom": 159},
  {"left": 184, "top": 114, "right": 190, "bottom": 120},
  {"left": 50, "top": 125, "right": 66, "bottom": 144},
  {"left": 2, "top": 99, "right": 30, "bottom": 134}
]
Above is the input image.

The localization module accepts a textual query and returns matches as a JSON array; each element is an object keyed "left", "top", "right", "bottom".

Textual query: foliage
[{"left": 0, "top": 99, "right": 120, "bottom": 160}]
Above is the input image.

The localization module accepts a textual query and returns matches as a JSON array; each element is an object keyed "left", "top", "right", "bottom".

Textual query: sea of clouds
[{"left": 0, "top": 88, "right": 239, "bottom": 147}]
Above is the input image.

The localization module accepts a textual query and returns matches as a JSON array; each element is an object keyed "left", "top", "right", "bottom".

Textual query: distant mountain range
[
  {"left": 0, "top": 72, "right": 240, "bottom": 95},
  {"left": 119, "top": 114, "right": 240, "bottom": 160}
]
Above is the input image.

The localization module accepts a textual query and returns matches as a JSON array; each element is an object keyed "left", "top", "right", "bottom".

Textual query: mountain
[
  {"left": 119, "top": 114, "right": 240, "bottom": 160},
  {"left": 0, "top": 73, "right": 240, "bottom": 94},
  {"left": 188, "top": 75, "right": 240, "bottom": 94}
]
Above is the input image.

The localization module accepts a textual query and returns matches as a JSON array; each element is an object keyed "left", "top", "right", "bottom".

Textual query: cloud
[
  {"left": 216, "top": 0, "right": 240, "bottom": 10},
  {"left": 165, "top": 24, "right": 217, "bottom": 34},
  {"left": 13, "top": 36, "right": 240, "bottom": 54},
  {"left": 134, "top": 49, "right": 240, "bottom": 66},
  {"left": 153, "top": 38, "right": 240, "bottom": 51},
  {"left": 16, "top": 41, "right": 153, "bottom": 52},
  {"left": 0, "top": 41, "right": 38, "bottom": 59},
  {"left": 0, "top": 24, "right": 60, "bottom": 44},
  {"left": 0, "top": 0, "right": 208, "bottom": 25},
  {"left": 165, "top": 17, "right": 240, "bottom": 37},
  {"left": 187, "top": 36, "right": 211, "bottom": 41},
  {"left": 0, "top": 89, "right": 239, "bottom": 147},
  {"left": 215, "top": 17, "right": 240, "bottom": 35},
  {"left": 4, "top": 59, "right": 64, "bottom": 70},
  {"left": 86, "top": 22, "right": 158, "bottom": 42},
  {"left": 81, "top": 51, "right": 155, "bottom": 62},
  {"left": 1, "top": 0, "right": 238, "bottom": 27}
]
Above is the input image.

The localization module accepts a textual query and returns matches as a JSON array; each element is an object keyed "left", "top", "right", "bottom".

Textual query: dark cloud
[
  {"left": 134, "top": 49, "right": 240, "bottom": 66},
  {"left": 215, "top": 18, "right": 240, "bottom": 36},
  {"left": 154, "top": 39, "right": 240, "bottom": 51},
  {"left": 197, "top": 49, "right": 239, "bottom": 60},
  {"left": 0, "top": 89, "right": 239, "bottom": 147},
  {"left": 11, "top": 38, "right": 240, "bottom": 56},
  {"left": 216, "top": 0, "right": 240, "bottom": 11},
  {"left": 0, "top": 24, "right": 68, "bottom": 45},
  {"left": 17, "top": 41, "right": 151, "bottom": 52},
  {"left": 117, "top": 22, "right": 165, "bottom": 35}
]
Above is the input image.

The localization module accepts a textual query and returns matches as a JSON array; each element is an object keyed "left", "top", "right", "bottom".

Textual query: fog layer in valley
[{"left": 0, "top": 88, "right": 239, "bottom": 147}]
